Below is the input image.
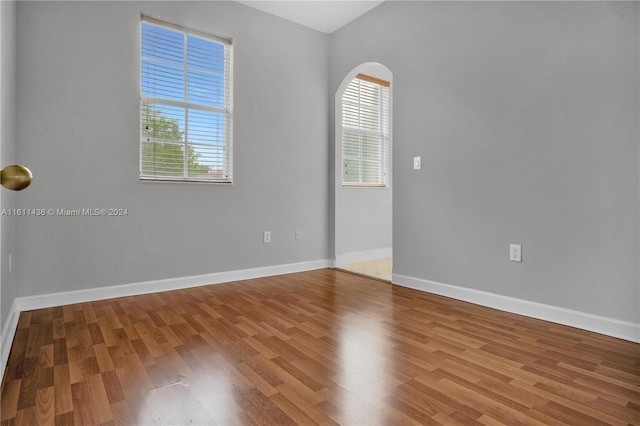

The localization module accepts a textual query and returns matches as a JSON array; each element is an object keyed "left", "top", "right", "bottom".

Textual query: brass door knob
[{"left": 1, "top": 165, "right": 33, "bottom": 191}]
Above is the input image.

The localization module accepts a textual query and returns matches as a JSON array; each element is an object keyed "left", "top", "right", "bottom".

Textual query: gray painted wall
[
  {"left": 330, "top": 1, "right": 639, "bottom": 323},
  {"left": 335, "top": 187, "right": 392, "bottom": 257},
  {"left": 14, "top": 1, "right": 329, "bottom": 298},
  {"left": 1, "top": 0, "right": 17, "bottom": 329}
]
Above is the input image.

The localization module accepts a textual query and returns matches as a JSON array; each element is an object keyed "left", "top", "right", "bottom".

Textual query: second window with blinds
[
  {"left": 342, "top": 73, "right": 390, "bottom": 187},
  {"left": 140, "top": 15, "right": 233, "bottom": 183}
]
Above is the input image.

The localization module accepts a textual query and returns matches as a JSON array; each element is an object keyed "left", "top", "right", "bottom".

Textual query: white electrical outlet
[
  {"left": 414, "top": 156, "right": 421, "bottom": 170},
  {"left": 510, "top": 244, "right": 522, "bottom": 262},
  {"left": 295, "top": 230, "right": 302, "bottom": 241},
  {"left": 263, "top": 231, "right": 271, "bottom": 243}
]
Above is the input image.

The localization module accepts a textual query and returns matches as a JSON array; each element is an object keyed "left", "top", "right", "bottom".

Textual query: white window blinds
[
  {"left": 342, "top": 73, "right": 390, "bottom": 187},
  {"left": 140, "top": 15, "right": 233, "bottom": 183}
]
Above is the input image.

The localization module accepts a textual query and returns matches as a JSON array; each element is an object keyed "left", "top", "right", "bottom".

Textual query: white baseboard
[
  {"left": 335, "top": 247, "right": 392, "bottom": 268},
  {"left": 1, "top": 298, "right": 21, "bottom": 382},
  {"left": 393, "top": 273, "right": 640, "bottom": 344},
  {"left": 0, "top": 258, "right": 331, "bottom": 384},
  {"left": 17, "top": 259, "right": 332, "bottom": 312}
]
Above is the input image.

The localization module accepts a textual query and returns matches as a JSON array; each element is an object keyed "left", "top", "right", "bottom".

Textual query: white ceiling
[{"left": 235, "top": 1, "right": 386, "bottom": 34}]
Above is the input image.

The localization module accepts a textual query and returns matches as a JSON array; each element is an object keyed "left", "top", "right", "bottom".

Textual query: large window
[
  {"left": 342, "top": 73, "right": 390, "bottom": 187},
  {"left": 140, "top": 15, "right": 233, "bottom": 183}
]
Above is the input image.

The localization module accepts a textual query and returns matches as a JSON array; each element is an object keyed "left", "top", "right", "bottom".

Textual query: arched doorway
[{"left": 334, "top": 63, "right": 393, "bottom": 281}]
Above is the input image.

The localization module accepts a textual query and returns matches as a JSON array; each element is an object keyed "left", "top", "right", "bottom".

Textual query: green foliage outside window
[{"left": 141, "top": 103, "right": 211, "bottom": 177}]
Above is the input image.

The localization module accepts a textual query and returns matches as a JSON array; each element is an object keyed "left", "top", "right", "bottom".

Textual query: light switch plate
[{"left": 414, "top": 156, "right": 421, "bottom": 170}]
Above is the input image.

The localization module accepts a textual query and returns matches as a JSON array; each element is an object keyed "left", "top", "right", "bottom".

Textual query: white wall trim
[
  {"left": 18, "top": 259, "right": 332, "bottom": 312},
  {"left": 0, "top": 259, "right": 331, "bottom": 383},
  {"left": 335, "top": 247, "right": 392, "bottom": 268},
  {"left": 1, "top": 298, "right": 20, "bottom": 382},
  {"left": 393, "top": 273, "right": 640, "bottom": 343}
]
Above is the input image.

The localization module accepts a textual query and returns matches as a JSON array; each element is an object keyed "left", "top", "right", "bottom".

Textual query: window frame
[
  {"left": 341, "top": 73, "right": 390, "bottom": 188},
  {"left": 139, "top": 14, "right": 234, "bottom": 184}
]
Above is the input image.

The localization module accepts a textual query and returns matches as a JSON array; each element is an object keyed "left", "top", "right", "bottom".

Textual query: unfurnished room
[{"left": 0, "top": 0, "right": 638, "bottom": 424}]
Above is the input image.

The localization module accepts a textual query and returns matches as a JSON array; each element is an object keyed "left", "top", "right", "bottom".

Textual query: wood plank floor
[{"left": 1, "top": 268, "right": 639, "bottom": 425}]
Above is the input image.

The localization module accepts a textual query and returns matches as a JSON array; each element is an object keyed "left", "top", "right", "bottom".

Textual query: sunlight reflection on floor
[
  {"left": 335, "top": 284, "right": 394, "bottom": 424},
  {"left": 339, "top": 258, "right": 392, "bottom": 281}
]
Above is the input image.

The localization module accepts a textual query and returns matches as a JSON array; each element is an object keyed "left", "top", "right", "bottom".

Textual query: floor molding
[
  {"left": 0, "top": 259, "right": 331, "bottom": 384},
  {"left": 0, "top": 298, "right": 20, "bottom": 383},
  {"left": 335, "top": 247, "right": 392, "bottom": 268},
  {"left": 393, "top": 273, "right": 640, "bottom": 343}
]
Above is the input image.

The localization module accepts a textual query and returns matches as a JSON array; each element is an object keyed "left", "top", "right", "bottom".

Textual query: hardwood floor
[{"left": 1, "top": 268, "right": 639, "bottom": 425}]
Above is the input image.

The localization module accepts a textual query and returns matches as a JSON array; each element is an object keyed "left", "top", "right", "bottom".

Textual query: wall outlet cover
[{"left": 510, "top": 244, "right": 522, "bottom": 262}]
